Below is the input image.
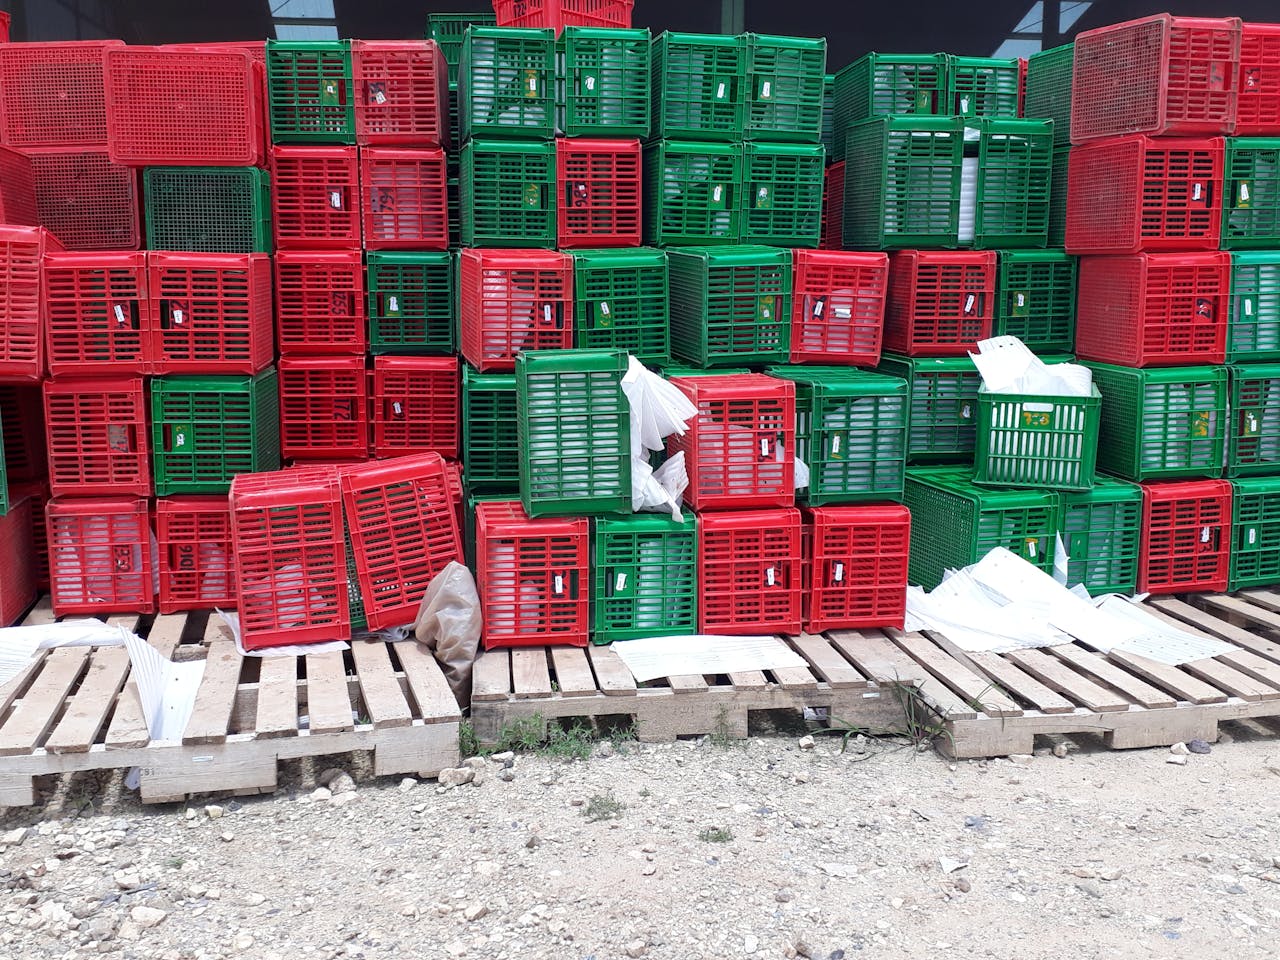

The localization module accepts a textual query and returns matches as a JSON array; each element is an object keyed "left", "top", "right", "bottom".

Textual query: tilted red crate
[
  {"left": 1139, "top": 479, "right": 1232, "bottom": 594},
  {"left": 230, "top": 466, "right": 349, "bottom": 649},
  {"left": 271, "top": 145, "right": 362, "bottom": 250},
  {"left": 277, "top": 356, "right": 368, "bottom": 461},
  {"left": 339, "top": 453, "right": 462, "bottom": 631},
  {"left": 0, "top": 494, "right": 37, "bottom": 626},
  {"left": 0, "top": 385, "right": 47, "bottom": 482},
  {"left": 476, "top": 500, "right": 589, "bottom": 648},
  {"left": 149, "top": 252, "right": 273, "bottom": 375},
  {"left": 43, "top": 252, "right": 150, "bottom": 376},
  {"left": 47, "top": 496, "right": 155, "bottom": 617},
  {"left": 1075, "top": 252, "right": 1230, "bottom": 367},
  {"left": 804, "top": 504, "right": 911, "bottom": 633},
  {"left": 351, "top": 40, "right": 449, "bottom": 147},
  {"left": 155, "top": 496, "right": 236, "bottom": 613},
  {"left": 459, "top": 248, "right": 573, "bottom": 372},
  {"left": 556, "top": 138, "right": 642, "bottom": 249},
  {"left": 790, "top": 249, "right": 889, "bottom": 366},
  {"left": 493, "top": 0, "right": 634, "bottom": 33},
  {"left": 0, "top": 146, "right": 38, "bottom": 226},
  {"left": 371, "top": 356, "right": 460, "bottom": 459},
  {"left": 43, "top": 377, "right": 151, "bottom": 497},
  {"left": 820, "top": 160, "right": 844, "bottom": 251},
  {"left": 0, "top": 41, "right": 124, "bottom": 146},
  {"left": 1238, "top": 23, "right": 1280, "bottom": 135},
  {"left": 1070, "top": 15, "right": 1241, "bottom": 143},
  {"left": 699, "top": 507, "right": 803, "bottom": 635},
  {"left": 444, "top": 459, "right": 464, "bottom": 534},
  {"left": 667, "top": 374, "right": 796, "bottom": 511},
  {"left": 884, "top": 250, "right": 996, "bottom": 357},
  {"left": 0, "top": 225, "right": 61, "bottom": 382},
  {"left": 24, "top": 148, "right": 141, "bottom": 250},
  {"left": 360, "top": 147, "right": 449, "bottom": 250},
  {"left": 275, "top": 251, "right": 366, "bottom": 356},
  {"left": 1065, "top": 136, "right": 1224, "bottom": 254}
]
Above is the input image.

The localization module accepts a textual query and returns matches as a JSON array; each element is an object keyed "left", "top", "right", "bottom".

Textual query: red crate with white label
[
  {"left": 790, "top": 249, "right": 889, "bottom": 366},
  {"left": 0, "top": 225, "right": 62, "bottom": 383},
  {"left": 458, "top": 248, "right": 573, "bottom": 372},
  {"left": 277, "top": 356, "right": 368, "bottom": 461},
  {"left": 352, "top": 40, "right": 449, "bottom": 147},
  {"left": 47, "top": 496, "right": 155, "bottom": 617},
  {"left": 155, "top": 496, "right": 236, "bottom": 613},
  {"left": 1238, "top": 23, "right": 1280, "bottom": 135},
  {"left": 884, "top": 250, "right": 996, "bottom": 357},
  {"left": 804, "top": 504, "right": 911, "bottom": 632},
  {"left": 699, "top": 507, "right": 803, "bottom": 635},
  {"left": 556, "top": 138, "right": 642, "bottom": 249},
  {"left": 360, "top": 147, "right": 449, "bottom": 250},
  {"left": 43, "top": 377, "right": 151, "bottom": 497},
  {"left": 271, "top": 145, "right": 362, "bottom": 250},
  {"left": 275, "top": 250, "right": 366, "bottom": 355},
  {"left": 1139, "top": 479, "right": 1231, "bottom": 594},
  {"left": 43, "top": 252, "right": 151, "bottom": 376},
  {"left": 371, "top": 355, "right": 460, "bottom": 459}
]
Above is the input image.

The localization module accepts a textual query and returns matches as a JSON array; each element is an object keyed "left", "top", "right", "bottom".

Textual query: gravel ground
[{"left": 2, "top": 725, "right": 1280, "bottom": 960}]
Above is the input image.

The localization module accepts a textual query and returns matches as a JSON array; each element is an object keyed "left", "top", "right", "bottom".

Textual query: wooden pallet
[{"left": 0, "top": 601, "right": 460, "bottom": 807}]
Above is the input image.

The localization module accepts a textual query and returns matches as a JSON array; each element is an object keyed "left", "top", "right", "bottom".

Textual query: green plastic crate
[
  {"left": 367, "top": 252, "right": 455, "bottom": 355},
  {"left": 1229, "top": 251, "right": 1280, "bottom": 360},
  {"left": 446, "top": 153, "right": 461, "bottom": 248},
  {"left": 573, "top": 248, "right": 669, "bottom": 362},
  {"left": 1229, "top": 362, "right": 1280, "bottom": 476},
  {"left": 593, "top": 513, "right": 698, "bottom": 643},
  {"left": 516, "top": 349, "right": 632, "bottom": 517},
  {"left": 876, "top": 354, "right": 980, "bottom": 463},
  {"left": 1048, "top": 145, "right": 1069, "bottom": 248},
  {"left": 446, "top": 81, "right": 461, "bottom": 158},
  {"left": 974, "top": 384, "right": 1101, "bottom": 492},
  {"left": 461, "top": 139, "right": 557, "bottom": 247},
  {"left": 843, "top": 116, "right": 962, "bottom": 250},
  {"left": 821, "top": 73, "right": 835, "bottom": 159},
  {"left": 150, "top": 371, "right": 280, "bottom": 496},
  {"left": 1059, "top": 475, "right": 1142, "bottom": 596},
  {"left": 994, "top": 250, "right": 1077, "bottom": 354},
  {"left": 642, "top": 140, "right": 742, "bottom": 246},
  {"left": 1222, "top": 137, "right": 1280, "bottom": 249},
  {"left": 1024, "top": 43, "right": 1073, "bottom": 148},
  {"left": 462, "top": 367, "right": 519, "bottom": 493},
  {"left": 903, "top": 465, "right": 1061, "bottom": 590},
  {"left": 427, "top": 12, "right": 497, "bottom": 85},
  {"left": 265, "top": 40, "right": 355, "bottom": 143},
  {"left": 968, "top": 118, "right": 1054, "bottom": 249},
  {"left": 143, "top": 167, "right": 273, "bottom": 253},
  {"left": 657, "top": 364, "right": 749, "bottom": 377},
  {"left": 1086, "top": 362, "right": 1228, "bottom": 482},
  {"left": 342, "top": 524, "right": 367, "bottom": 633},
  {"left": 741, "top": 142, "right": 825, "bottom": 247},
  {"left": 560, "top": 26, "right": 651, "bottom": 138},
  {"left": 1230, "top": 476, "right": 1280, "bottom": 591},
  {"left": 947, "top": 56, "right": 1021, "bottom": 119},
  {"left": 460, "top": 26, "right": 556, "bottom": 140},
  {"left": 767, "top": 366, "right": 908, "bottom": 504},
  {"left": 668, "top": 245, "right": 791, "bottom": 367},
  {"left": 743, "top": 34, "right": 826, "bottom": 143},
  {"left": 0, "top": 416, "right": 6, "bottom": 517},
  {"left": 651, "top": 32, "right": 746, "bottom": 141},
  {"left": 832, "top": 53, "right": 947, "bottom": 159}
]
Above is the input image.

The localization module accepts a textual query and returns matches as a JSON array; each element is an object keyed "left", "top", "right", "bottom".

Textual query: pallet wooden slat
[
  {"left": 1106, "top": 650, "right": 1229, "bottom": 706},
  {"left": 1182, "top": 656, "right": 1280, "bottom": 702},
  {"left": 896, "top": 631, "right": 1022, "bottom": 716},
  {"left": 1198, "top": 593, "right": 1280, "bottom": 637},
  {"left": 304, "top": 650, "right": 355, "bottom": 734},
  {"left": 511, "top": 648, "right": 553, "bottom": 699},
  {"left": 829, "top": 629, "right": 976, "bottom": 720},
  {"left": 182, "top": 640, "right": 243, "bottom": 744},
  {"left": 548, "top": 646, "right": 597, "bottom": 697},
  {"left": 922, "top": 630, "right": 1076, "bottom": 715},
  {"left": 45, "top": 647, "right": 132, "bottom": 753},
  {"left": 1050, "top": 644, "right": 1177, "bottom": 710},
  {"left": 0, "top": 648, "right": 90, "bottom": 756},
  {"left": 587, "top": 645, "right": 637, "bottom": 696},
  {"left": 350, "top": 641, "right": 412, "bottom": 728},
  {"left": 666, "top": 674, "right": 708, "bottom": 693},
  {"left": 1219, "top": 649, "right": 1280, "bottom": 693},
  {"left": 728, "top": 671, "right": 767, "bottom": 689},
  {"left": 397, "top": 642, "right": 462, "bottom": 722},
  {"left": 790, "top": 633, "right": 867, "bottom": 689},
  {"left": 471, "top": 650, "right": 512, "bottom": 701},
  {"left": 254, "top": 656, "right": 300, "bottom": 738},
  {"left": 1005, "top": 648, "right": 1131, "bottom": 713},
  {"left": 1154, "top": 597, "right": 1280, "bottom": 668}
]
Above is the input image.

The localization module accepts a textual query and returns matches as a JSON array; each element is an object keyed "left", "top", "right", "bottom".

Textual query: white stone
[
  {"left": 129, "top": 906, "right": 167, "bottom": 930},
  {"left": 626, "top": 939, "right": 648, "bottom": 958},
  {"left": 1170, "top": 742, "right": 1191, "bottom": 756},
  {"left": 439, "top": 767, "right": 475, "bottom": 788},
  {"left": 0, "top": 828, "right": 28, "bottom": 847},
  {"left": 204, "top": 805, "right": 224, "bottom": 820},
  {"left": 232, "top": 933, "right": 255, "bottom": 951},
  {"left": 743, "top": 934, "right": 759, "bottom": 954},
  {"left": 464, "top": 904, "right": 488, "bottom": 922},
  {"left": 1166, "top": 755, "right": 1188, "bottom": 766},
  {"left": 797, "top": 735, "right": 816, "bottom": 751}
]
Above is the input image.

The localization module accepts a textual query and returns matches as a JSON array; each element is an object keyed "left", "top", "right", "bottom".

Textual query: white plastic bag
[{"left": 413, "top": 562, "right": 482, "bottom": 709}]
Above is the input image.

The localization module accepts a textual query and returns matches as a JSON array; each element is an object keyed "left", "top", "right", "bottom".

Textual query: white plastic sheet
[
  {"left": 610, "top": 634, "right": 809, "bottom": 683},
  {"left": 621, "top": 357, "right": 698, "bottom": 519},
  {"left": 969, "top": 336, "right": 1094, "bottom": 398}
]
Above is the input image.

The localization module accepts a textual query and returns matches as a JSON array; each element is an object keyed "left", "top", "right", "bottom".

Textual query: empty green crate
[
  {"left": 1230, "top": 476, "right": 1280, "bottom": 591},
  {"left": 741, "top": 142, "right": 825, "bottom": 247},
  {"left": 343, "top": 525, "right": 367, "bottom": 633},
  {"left": 643, "top": 140, "right": 742, "bottom": 246},
  {"left": 743, "top": 34, "right": 826, "bottom": 143},
  {"left": 821, "top": 73, "right": 835, "bottom": 159},
  {"left": 446, "top": 153, "right": 461, "bottom": 248},
  {"left": 903, "top": 465, "right": 1061, "bottom": 590},
  {"left": 947, "top": 56, "right": 1021, "bottom": 119},
  {"left": 1222, "top": 138, "right": 1280, "bottom": 249},
  {"left": 1229, "top": 252, "right": 1280, "bottom": 361},
  {"left": 832, "top": 54, "right": 947, "bottom": 159},
  {"left": 1229, "top": 362, "right": 1280, "bottom": 476},
  {"left": 767, "top": 366, "right": 908, "bottom": 504},
  {"left": 668, "top": 246, "right": 791, "bottom": 367},
  {"left": 428, "top": 12, "right": 497, "bottom": 85},
  {"left": 651, "top": 32, "right": 746, "bottom": 141},
  {"left": 593, "top": 514, "right": 698, "bottom": 643},
  {"left": 460, "top": 27, "right": 556, "bottom": 140},
  {"left": 367, "top": 252, "right": 455, "bottom": 355},
  {"left": 994, "top": 250, "right": 1077, "bottom": 353},
  {"left": 1025, "top": 43, "right": 1073, "bottom": 148},
  {"left": 1048, "top": 146, "right": 1069, "bottom": 248},
  {"left": 974, "top": 385, "right": 1102, "bottom": 492},
  {"left": 876, "top": 354, "right": 980, "bottom": 463},
  {"left": 143, "top": 167, "right": 273, "bottom": 253},
  {"left": 968, "top": 119, "right": 1054, "bottom": 249},
  {"left": 843, "top": 116, "right": 962, "bottom": 250},
  {"left": 462, "top": 367, "right": 519, "bottom": 492},
  {"left": 151, "top": 371, "right": 280, "bottom": 496},
  {"left": 461, "top": 139, "right": 557, "bottom": 247},
  {"left": 560, "top": 27, "right": 651, "bottom": 138},
  {"left": 1060, "top": 475, "right": 1142, "bottom": 596},
  {"left": 1086, "top": 363, "right": 1228, "bottom": 482},
  {"left": 266, "top": 40, "right": 355, "bottom": 143},
  {"left": 517, "top": 349, "right": 632, "bottom": 517},
  {"left": 657, "top": 364, "right": 750, "bottom": 377},
  {"left": 573, "top": 248, "right": 669, "bottom": 362}
]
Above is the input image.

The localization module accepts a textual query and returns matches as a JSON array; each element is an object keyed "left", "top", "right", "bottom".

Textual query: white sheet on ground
[
  {"left": 0, "top": 620, "right": 133, "bottom": 688},
  {"left": 215, "top": 609, "right": 350, "bottom": 658},
  {"left": 610, "top": 634, "right": 809, "bottom": 683}
]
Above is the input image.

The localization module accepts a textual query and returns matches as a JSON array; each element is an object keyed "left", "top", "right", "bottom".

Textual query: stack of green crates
[
  {"left": 1060, "top": 476, "right": 1143, "bottom": 596},
  {"left": 1230, "top": 477, "right": 1280, "bottom": 591},
  {"left": 1222, "top": 138, "right": 1280, "bottom": 250},
  {"left": 994, "top": 251, "right": 1077, "bottom": 354},
  {"left": 1025, "top": 44, "right": 1073, "bottom": 248},
  {"left": 462, "top": 367, "right": 518, "bottom": 493},
  {"left": 593, "top": 514, "right": 698, "bottom": 643},
  {"left": 143, "top": 167, "right": 273, "bottom": 253}
]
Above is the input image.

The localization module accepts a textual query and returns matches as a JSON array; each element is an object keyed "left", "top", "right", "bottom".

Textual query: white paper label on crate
[
  {"left": 1240, "top": 182, "right": 1251, "bottom": 204},
  {"left": 765, "top": 567, "right": 776, "bottom": 587},
  {"left": 833, "top": 562, "right": 844, "bottom": 584},
  {"left": 387, "top": 295, "right": 399, "bottom": 312},
  {"left": 760, "top": 438, "right": 770, "bottom": 457},
  {"left": 1249, "top": 527, "right": 1258, "bottom": 545},
  {"left": 960, "top": 402, "right": 973, "bottom": 419},
  {"left": 329, "top": 191, "right": 343, "bottom": 209},
  {"left": 811, "top": 297, "right": 825, "bottom": 318},
  {"left": 599, "top": 301, "right": 611, "bottom": 317},
  {"left": 761, "top": 80, "right": 772, "bottom": 99},
  {"left": 960, "top": 95, "right": 971, "bottom": 114},
  {"left": 543, "top": 304, "right": 554, "bottom": 324},
  {"left": 712, "top": 185, "right": 724, "bottom": 203},
  {"left": 1015, "top": 293, "right": 1026, "bottom": 309},
  {"left": 615, "top": 572, "right": 627, "bottom": 592},
  {"left": 964, "top": 294, "right": 976, "bottom": 314},
  {"left": 528, "top": 76, "right": 539, "bottom": 94},
  {"left": 373, "top": 89, "right": 386, "bottom": 105},
  {"left": 585, "top": 76, "right": 596, "bottom": 92},
  {"left": 553, "top": 575, "right": 564, "bottom": 595},
  {"left": 1193, "top": 182, "right": 1203, "bottom": 201},
  {"left": 1201, "top": 526, "right": 1212, "bottom": 544},
  {"left": 113, "top": 304, "right": 126, "bottom": 324},
  {"left": 831, "top": 433, "right": 841, "bottom": 456},
  {"left": 1245, "top": 298, "right": 1255, "bottom": 317},
  {"left": 834, "top": 304, "right": 852, "bottom": 320},
  {"left": 717, "top": 81, "right": 727, "bottom": 99},
  {"left": 392, "top": 402, "right": 403, "bottom": 416},
  {"left": 1026, "top": 539, "right": 1037, "bottom": 559}
]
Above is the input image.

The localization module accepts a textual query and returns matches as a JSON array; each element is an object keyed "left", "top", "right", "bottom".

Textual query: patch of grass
[
  {"left": 167, "top": 857, "right": 185, "bottom": 870},
  {"left": 816, "top": 679, "right": 955, "bottom": 758},
  {"left": 458, "top": 720, "right": 482, "bottom": 758},
  {"left": 698, "top": 827, "right": 733, "bottom": 843},
  {"left": 708, "top": 707, "right": 734, "bottom": 748},
  {"left": 540, "top": 720, "right": 595, "bottom": 761},
  {"left": 638, "top": 787, "right": 651, "bottom": 798},
  {"left": 460, "top": 713, "right": 640, "bottom": 762},
  {"left": 584, "top": 791, "right": 624, "bottom": 822}
]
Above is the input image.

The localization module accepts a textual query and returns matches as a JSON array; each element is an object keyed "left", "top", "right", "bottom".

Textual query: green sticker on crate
[
  {"left": 754, "top": 185, "right": 772, "bottom": 210},
  {"left": 1242, "top": 408, "right": 1262, "bottom": 437},
  {"left": 1237, "top": 180, "right": 1253, "bottom": 209},
  {"left": 524, "top": 70, "right": 541, "bottom": 98},
  {"left": 1011, "top": 290, "right": 1030, "bottom": 318},
  {"left": 759, "top": 295, "right": 776, "bottom": 321},
  {"left": 168, "top": 424, "right": 192, "bottom": 452},
  {"left": 580, "top": 71, "right": 599, "bottom": 96},
  {"left": 523, "top": 183, "right": 542, "bottom": 208},
  {"left": 322, "top": 80, "right": 340, "bottom": 106},
  {"left": 1191, "top": 411, "right": 1211, "bottom": 438},
  {"left": 1020, "top": 402, "right": 1054, "bottom": 429}
]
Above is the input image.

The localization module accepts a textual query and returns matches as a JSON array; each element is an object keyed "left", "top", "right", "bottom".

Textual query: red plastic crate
[
  {"left": 0, "top": 41, "right": 124, "bottom": 146},
  {"left": 1238, "top": 23, "right": 1280, "bottom": 135},
  {"left": 230, "top": 466, "right": 349, "bottom": 649},
  {"left": 25, "top": 147, "right": 140, "bottom": 250},
  {"left": 476, "top": 500, "right": 589, "bottom": 648},
  {"left": 278, "top": 356, "right": 368, "bottom": 461},
  {"left": 275, "top": 251, "right": 366, "bottom": 356},
  {"left": 351, "top": 40, "right": 449, "bottom": 148},
  {"left": 104, "top": 46, "right": 265, "bottom": 167},
  {"left": 360, "top": 147, "right": 449, "bottom": 250},
  {"left": 667, "top": 374, "right": 796, "bottom": 511},
  {"left": 0, "top": 12, "right": 9, "bottom": 44},
  {"left": 43, "top": 252, "right": 150, "bottom": 376},
  {"left": 819, "top": 161, "right": 844, "bottom": 251},
  {"left": 371, "top": 356, "right": 460, "bottom": 459},
  {"left": 1065, "top": 136, "right": 1224, "bottom": 254},
  {"left": 155, "top": 496, "right": 236, "bottom": 613},
  {"left": 339, "top": 452, "right": 462, "bottom": 631},
  {"left": 0, "top": 225, "right": 60, "bottom": 382},
  {"left": 1076, "top": 252, "right": 1230, "bottom": 368},
  {"left": 1070, "top": 15, "right": 1241, "bottom": 143},
  {"left": 492, "top": 0, "right": 634, "bottom": 33},
  {"left": 1139, "top": 479, "right": 1232, "bottom": 594},
  {"left": 149, "top": 252, "right": 274, "bottom": 375},
  {"left": 459, "top": 248, "right": 573, "bottom": 372},
  {"left": 556, "top": 138, "right": 642, "bottom": 249},
  {"left": 161, "top": 41, "right": 267, "bottom": 67},
  {"left": 0, "top": 386, "right": 47, "bottom": 482},
  {"left": 804, "top": 504, "right": 911, "bottom": 633},
  {"left": 790, "top": 249, "right": 889, "bottom": 366},
  {"left": 0, "top": 494, "right": 36, "bottom": 626},
  {"left": 271, "top": 145, "right": 362, "bottom": 250},
  {"left": 47, "top": 496, "right": 155, "bottom": 617},
  {"left": 0, "top": 146, "right": 38, "bottom": 225},
  {"left": 43, "top": 377, "right": 151, "bottom": 497},
  {"left": 21, "top": 482, "right": 52, "bottom": 590},
  {"left": 1017, "top": 56, "right": 1028, "bottom": 117},
  {"left": 884, "top": 250, "right": 996, "bottom": 357},
  {"left": 444, "top": 459, "right": 464, "bottom": 534},
  {"left": 699, "top": 507, "right": 803, "bottom": 636}
]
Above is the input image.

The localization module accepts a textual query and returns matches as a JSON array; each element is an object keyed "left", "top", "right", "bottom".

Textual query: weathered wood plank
[
  {"left": 44, "top": 647, "right": 131, "bottom": 753},
  {"left": 304, "top": 651, "right": 354, "bottom": 734},
  {"left": 254, "top": 656, "right": 299, "bottom": 738},
  {"left": 828, "top": 629, "right": 976, "bottom": 719},
  {"left": 587, "top": 645, "right": 637, "bottom": 696},
  {"left": 1005, "top": 648, "right": 1131, "bottom": 712},
  {"left": 791, "top": 633, "right": 867, "bottom": 689},
  {"left": 511, "top": 649, "right": 552, "bottom": 699},
  {"left": 182, "top": 640, "right": 243, "bottom": 744},
  {"left": 1107, "top": 650, "right": 1229, "bottom": 706},
  {"left": 105, "top": 613, "right": 189, "bottom": 749},
  {"left": 895, "top": 632, "right": 1022, "bottom": 716},
  {"left": 350, "top": 641, "right": 412, "bottom": 728},
  {"left": 1050, "top": 644, "right": 1177, "bottom": 710},
  {"left": 397, "top": 642, "right": 461, "bottom": 721},
  {"left": 548, "top": 646, "right": 598, "bottom": 697},
  {"left": 1182, "top": 657, "right": 1280, "bottom": 702},
  {"left": 0, "top": 648, "right": 90, "bottom": 755},
  {"left": 666, "top": 674, "right": 708, "bottom": 693},
  {"left": 471, "top": 650, "right": 511, "bottom": 701}
]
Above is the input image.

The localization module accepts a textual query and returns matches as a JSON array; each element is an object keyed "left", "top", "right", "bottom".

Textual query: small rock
[
  {"left": 462, "top": 757, "right": 488, "bottom": 773},
  {"left": 85, "top": 917, "right": 116, "bottom": 942},
  {"left": 1166, "top": 755, "right": 1188, "bottom": 766},
  {"left": 232, "top": 933, "right": 255, "bottom": 951},
  {"left": 1075, "top": 881, "right": 1103, "bottom": 900},
  {"left": 490, "top": 751, "right": 515, "bottom": 763},
  {"left": 625, "top": 939, "right": 648, "bottom": 958},
  {"left": 183, "top": 809, "right": 197, "bottom": 821},
  {"left": 569, "top": 797, "right": 585, "bottom": 807},
  {"left": 595, "top": 741, "right": 615, "bottom": 759},
  {"left": 1068, "top": 868, "right": 1097, "bottom": 879},
  {"left": 312, "top": 787, "right": 333, "bottom": 802},
  {"left": 1170, "top": 742, "right": 1191, "bottom": 756},
  {"left": 1052, "top": 743, "right": 1069, "bottom": 759},
  {"left": 318, "top": 767, "right": 350, "bottom": 788},
  {"left": 499, "top": 769, "right": 516, "bottom": 783},
  {"left": 525, "top": 834, "right": 541, "bottom": 849},
  {"left": 793, "top": 941, "right": 814, "bottom": 958},
  {"left": 464, "top": 904, "right": 488, "bottom": 922},
  {"left": 1187, "top": 739, "right": 1212, "bottom": 755},
  {"left": 797, "top": 735, "right": 816, "bottom": 751},
  {"left": 241, "top": 892, "right": 266, "bottom": 907},
  {"left": 743, "top": 934, "right": 759, "bottom": 953},
  {"left": 939, "top": 857, "right": 968, "bottom": 874},
  {"left": 204, "top": 804, "right": 224, "bottom": 820},
  {"left": 1, "top": 827, "right": 29, "bottom": 847},
  {"left": 1008, "top": 754, "right": 1034, "bottom": 767},
  {"left": 445, "top": 941, "right": 467, "bottom": 958},
  {"left": 399, "top": 778, "right": 417, "bottom": 792},
  {"left": 114, "top": 870, "right": 141, "bottom": 890},
  {"left": 642, "top": 864, "right": 656, "bottom": 877},
  {"left": 439, "top": 767, "right": 475, "bottom": 788},
  {"left": 954, "top": 877, "right": 972, "bottom": 893},
  {"left": 1100, "top": 869, "right": 1122, "bottom": 882},
  {"left": 129, "top": 906, "right": 167, "bottom": 930},
  {"left": 116, "top": 920, "right": 141, "bottom": 942},
  {"left": 220, "top": 831, "right": 235, "bottom": 842},
  {"left": 327, "top": 772, "right": 356, "bottom": 796},
  {"left": 774, "top": 889, "right": 794, "bottom": 903},
  {"left": 330, "top": 792, "right": 358, "bottom": 807}
]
